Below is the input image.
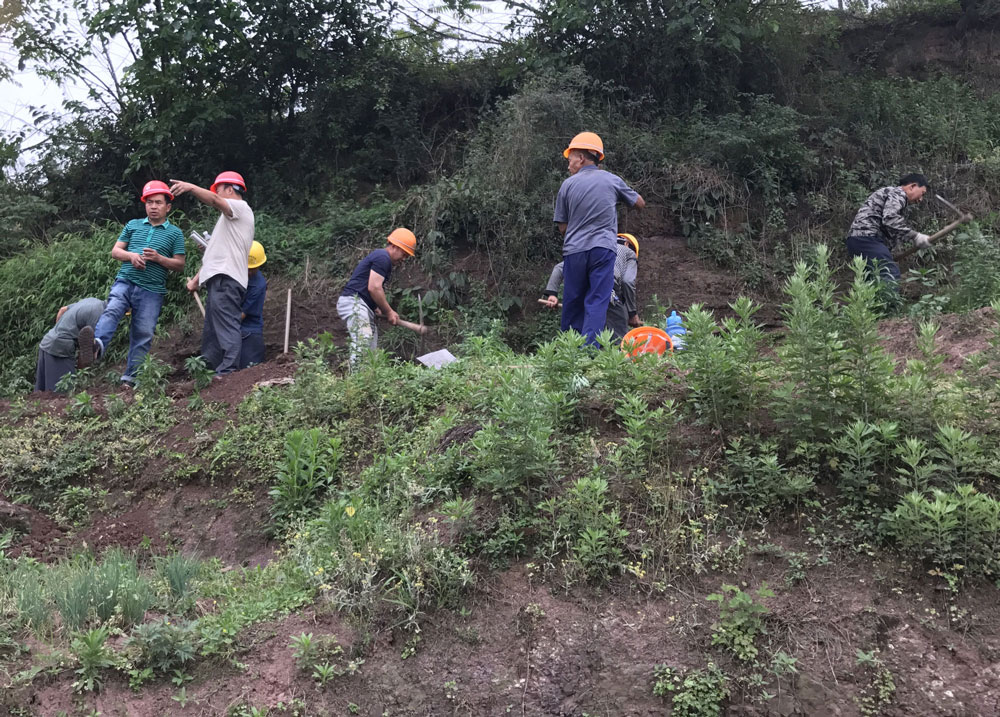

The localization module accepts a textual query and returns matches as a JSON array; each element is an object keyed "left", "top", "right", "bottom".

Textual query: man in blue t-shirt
[
  {"left": 84, "top": 180, "right": 186, "bottom": 385},
  {"left": 239, "top": 241, "right": 268, "bottom": 369},
  {"left": 336, "top": 228, "right": 417, "bottom": 368},
  {"left": 553, "top": 132, "right": 644, "bottom": 346}
]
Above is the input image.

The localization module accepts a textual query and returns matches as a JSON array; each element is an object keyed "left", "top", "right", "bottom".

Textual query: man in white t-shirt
[{"left": 170, "top": 172, "right": 255, "bottom": 376}]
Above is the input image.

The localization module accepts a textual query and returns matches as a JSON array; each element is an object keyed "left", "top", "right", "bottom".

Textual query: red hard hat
[
  {"left": 141, "top": 180, "right": 173, "bottom": 202},
  {"left": 210, "top": 171, "right": 247, "bottom": 194}
]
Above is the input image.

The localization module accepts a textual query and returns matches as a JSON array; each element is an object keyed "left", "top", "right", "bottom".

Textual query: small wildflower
[{"left": 345, "top": 505, "right": 356, "bottom": 517}]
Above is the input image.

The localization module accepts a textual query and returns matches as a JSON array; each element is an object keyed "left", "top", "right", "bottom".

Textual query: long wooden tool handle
[
  {"left": 895, "top": 214, "right": 973, "bottom": 261},
  {"left": 192, "top": 292, "right": 206, "bottom": 317},
  {"left": 537, "top": 298, "right": 563, "bottom": 308},
  {"left": 396, "top": 318, "right": 429, "bottom": 335},
  {"left": 283, "top": 289, "right": 292, "bottom": 354}
]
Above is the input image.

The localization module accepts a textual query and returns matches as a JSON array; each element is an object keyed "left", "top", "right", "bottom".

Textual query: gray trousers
[
  {"left": 202, "top": 274, "right": 246, "bottom": 375},
  {"left": 336, "top": 295, "right": 378, "bottom": 369},
  {"left": 606, "top": 301, "right": 629, "bottom": 343},
  {"left": 35, "top": 348, "right": 76, "bottom": 392}
]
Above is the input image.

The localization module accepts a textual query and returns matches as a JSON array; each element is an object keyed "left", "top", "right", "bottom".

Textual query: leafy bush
[
  {"left": 535, "top": 472, "right": 629, "bottom": 584},
  {"left": 127, "top": 618, "right": 198, "bottom": 675},
  {"left": 269, "top": 428, "right": 343, "bottom": 529},
  {"left": 71, "top": 626, "right": 116, "bottom": 692},
  {"left": 288, "top": 497, "right": 473, "bottom": 628},
  {"left": 678, "top": 298, "right": 768, "bottom": 433},
  {"left": 652, "top": 662, "right": 730, "bottom": 717},
  {"left": 706, "top": 583, "right": 774, "bottom": 662},
  {"left": 883, "top": 485, "right": 1000, "bottom": 576}
]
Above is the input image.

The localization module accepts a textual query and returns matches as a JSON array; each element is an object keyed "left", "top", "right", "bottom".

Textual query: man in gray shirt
[
  {"left": 35, "top": 298, "right": 107, "bottom": 392},
  {"left": 554, "top": 132, "right": 644, "bottom": 346}
]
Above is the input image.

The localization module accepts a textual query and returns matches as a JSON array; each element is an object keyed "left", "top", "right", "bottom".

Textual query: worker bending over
[
  {"left": 35, "top": 298, "right": 107, "bottom": 392},
  {"left": 337, "top": 228, "right": 417, "bottom": 369},
  {"left": 171, "top": 172, "right": 255, "bottom": 377},
  {"left": 554, "top": 132, "right": 645, "bottom": 346},
  {"left": 239, "top": 241, "right": 268, "bottom": 369},
  {"left": 85, "top": 180, "right": 186, "bottom": 386},
  {"left": 846, "top": 173, "right": 930, "bottom": 286},
  {"left": 543, "top": 233, "right": 641, "bottom": 342}
]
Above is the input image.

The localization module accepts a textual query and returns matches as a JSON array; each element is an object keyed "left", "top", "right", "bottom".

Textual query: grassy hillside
[{"left": 2, "top": 247, "right": 1000, "bottom": 714}]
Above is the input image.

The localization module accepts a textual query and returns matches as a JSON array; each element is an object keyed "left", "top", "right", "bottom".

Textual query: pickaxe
[{"left": 895, "top": 194, "right": 974, "bottom": 260}]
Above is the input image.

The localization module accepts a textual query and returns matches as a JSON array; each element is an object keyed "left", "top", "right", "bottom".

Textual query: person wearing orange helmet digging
[
  {"left": 337, "top": 228, "right": 417, "bottom": 369},
  {"left": 79, "top": 180, "right": 186, "bottom": 387},
  {"left": 169, "top": 172, "right": 255, "bottom": 378},
  {"left": 554, "top": 132, "right": 645, "bottom": 347}
]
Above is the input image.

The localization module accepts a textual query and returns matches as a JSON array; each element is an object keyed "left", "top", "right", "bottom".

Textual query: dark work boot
[{"left": 77, "top": 326, "right": 96, "bottom": 369}]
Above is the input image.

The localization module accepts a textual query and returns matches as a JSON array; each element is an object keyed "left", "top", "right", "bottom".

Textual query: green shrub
[
  {"left": 706, "top": 583, "right": 774, "bottom": 662},
  {"left": 678, "top": 297, "right": 768, "bottom": 434},
  {"left": 883, "top": 485, "right": 1000, "bottom": 576},
  {"left": 289, "top": 497, "right": 473, "bottom": 628},
  {"left": 652, "top": 662, "right": 730, "bottom": 717},
  {"left": 269, "top": 428, "right": 343, "bottom": 529},
  {"left": 535, "top": 471, "right": 629, "bottom": 584},
  {"left": 155, "top": 553, "right": 203, "bottom": 603},
  {"left": 128, "top": 618, "right": 199, "bottom": 675},
  {"left": 71, "top": 626, "right": 116, "bottom": 692}
]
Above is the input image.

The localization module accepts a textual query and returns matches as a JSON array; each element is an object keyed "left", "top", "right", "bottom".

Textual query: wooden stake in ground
[
  {"left": 283, "top": 288, "right": 292, "bottom": 354},
  {"left": 192, "top": 292, "right": 206, "bottom": 317}
]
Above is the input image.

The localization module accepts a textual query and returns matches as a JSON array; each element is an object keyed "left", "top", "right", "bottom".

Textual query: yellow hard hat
[
  {"left": 563, "top": 132, "right": 605, "bottom": 161},
  {"left": 247, "top": 241, "right": 266, "bottom": 268},
  {"left": 617, "top": 233, "right": 639, "bottom": 257},
  {"left": 387, "top": 227, "right": 417, "bottom": 256}
]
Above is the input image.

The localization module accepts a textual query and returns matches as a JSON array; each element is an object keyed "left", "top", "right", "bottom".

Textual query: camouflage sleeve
[{"left": 881, "top": 192, "right": 917, "bottom": 244}]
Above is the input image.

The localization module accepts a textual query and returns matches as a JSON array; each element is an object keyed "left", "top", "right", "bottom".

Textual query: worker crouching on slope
[
  {"left": 337, "top": 228, "right": 417, "bottom": 369},
  {"left": 846, "top": 173, "right": 930, "bottom": 288},
  {"left": 171, "top": 172, "right": 256, "bottom": 377},
  {"left": 554, "top": 132, "right": 645, "bottom": 347},
  {"left": 35, "top": 298, "right": 107, "bottom": 392},
  {"left": 84, "top": 180, "right": 186, "bottom": 386},
  {"left": 543, "top": 233, "right": 641, "bottom": 342},
  {"left": 239, "top": 241, "right": 268, "bottom": 369}
]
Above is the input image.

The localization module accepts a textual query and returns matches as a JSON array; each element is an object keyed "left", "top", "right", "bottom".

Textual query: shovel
[{"left": 895, "top": 194, "right": 974, "bottom": 261}]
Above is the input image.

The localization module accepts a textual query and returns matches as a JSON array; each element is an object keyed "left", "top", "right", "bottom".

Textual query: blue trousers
[
  {"left": 239, "top": 331, "right": 265, "bottom": 369},
  {"left": 846, "top": 235, "right": 900, "bottom": 283},
  {"left": 561, "top": 247, "right": 616, "bottom": 346},
  {"left": 94, "top": 279, "right": 165, "bottom": 383}
]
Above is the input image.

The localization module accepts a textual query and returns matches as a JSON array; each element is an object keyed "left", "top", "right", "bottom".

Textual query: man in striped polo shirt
[{"left": 84, "top": 180, "right": 186, "bottom": 386}]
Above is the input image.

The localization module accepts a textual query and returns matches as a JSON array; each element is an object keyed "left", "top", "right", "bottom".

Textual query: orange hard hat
[
  {"left": 141, "top": 180, "right": 173, "bottom": 202},
  {"left": 617, "top": 233, "right": 639, "bottom": 257},
  {"left": 621, "top": 326, "right": 672, "bottom": 358},
  {"left": 210, "top": 171, "right": 247, "bottom": 194},
  {"left": 563, "top": 132, "right": 605, "bottom": 161},
  {"left": 387, "top": 227, "right": 417, "bottom": 256}
]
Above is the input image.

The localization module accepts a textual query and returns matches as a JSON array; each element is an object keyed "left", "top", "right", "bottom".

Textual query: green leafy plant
[
  {"left": 127, "top": 618, "right": 199, "bottom": 675},
  {"left": 652, "top": 662, "right": 730, "bottom": 716},
  {"left": 71, "top": 626, "right": 115, "bottom": 692},
  {"left": 706, "top": 583, "right": 774, "bottom": 662},
  {"left": 269, "top": 428, "right": 343, "bottom": 528}
]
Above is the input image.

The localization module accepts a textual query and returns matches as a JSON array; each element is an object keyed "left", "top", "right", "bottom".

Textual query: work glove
[{"left": 915, "top": 233, "right": 931, "bottom": 248}]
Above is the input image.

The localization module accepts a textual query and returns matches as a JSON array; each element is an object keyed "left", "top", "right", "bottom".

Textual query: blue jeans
[
  {"left": 94, "top": 279, "right": 165, "bottom": 383},
  {"left": 846, "top": 235, "right": 900, "bottom": 284},
  {"left": 561, "top": 247, "right": 616, "bottom": 347}
]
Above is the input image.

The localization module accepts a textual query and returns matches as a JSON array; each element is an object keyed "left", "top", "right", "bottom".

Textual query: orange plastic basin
[{"left": 621, "top": 326, "right": 673, "bottom": 357}]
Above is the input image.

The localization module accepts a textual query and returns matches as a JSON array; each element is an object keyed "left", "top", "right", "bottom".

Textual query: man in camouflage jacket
[{"left": 846, "top": 173, "right": 930, "bottom": 284}]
